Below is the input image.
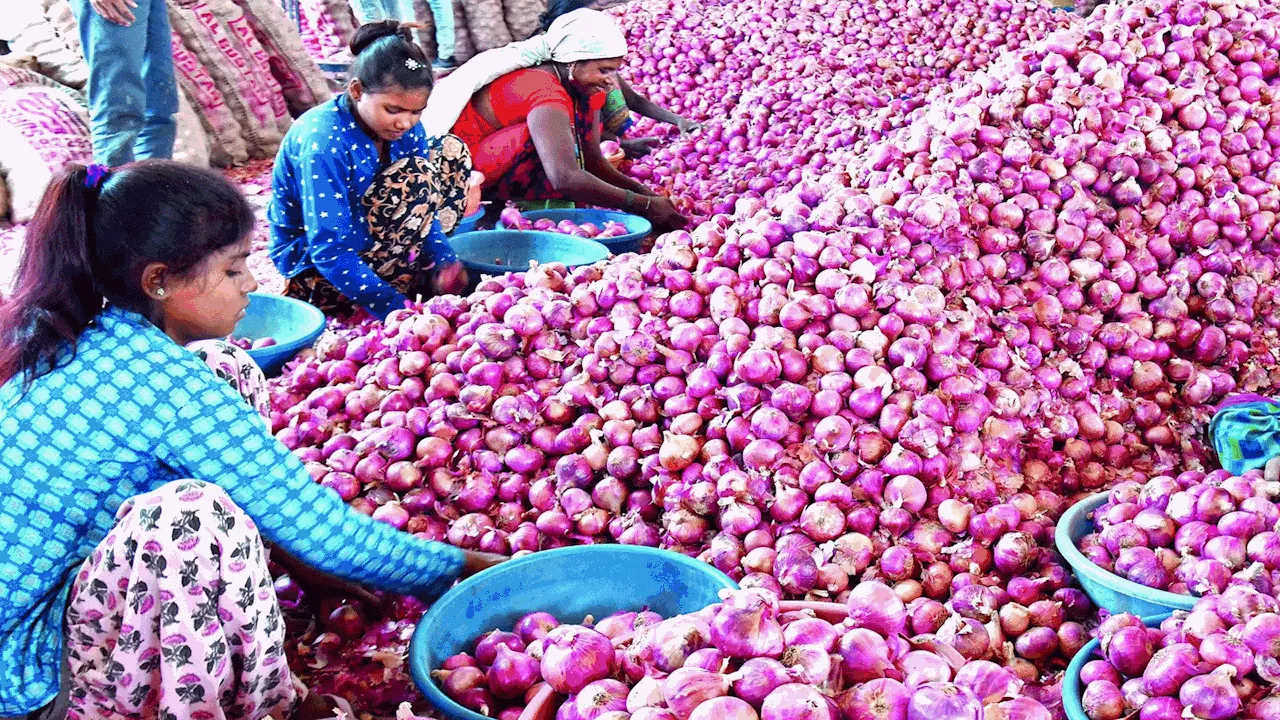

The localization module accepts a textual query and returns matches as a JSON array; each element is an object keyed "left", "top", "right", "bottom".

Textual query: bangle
[
  {"left": 625, "top": 190, "right": 635, "bottom": 210},
  {"left": 644, "top": 196, "right": 652, "bottom": 211}
]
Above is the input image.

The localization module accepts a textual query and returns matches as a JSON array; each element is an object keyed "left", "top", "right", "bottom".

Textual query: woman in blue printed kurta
[
  {"left": 0, "top": 161, "right": 505, "bottom": 720},
  {"left": 270, "top": 21, "right": 473, "bottom": 319}
]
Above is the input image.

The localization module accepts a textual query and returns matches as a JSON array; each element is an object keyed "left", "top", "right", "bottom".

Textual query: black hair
[
  {"left": 0, "top": 161, "right": 254, "bottom": 389},
  {"left": 349, "top": 20, "right": 434, "bottom": 93},
  {"left": 538, "top": 0, "right": 593, "bottom": 33}
]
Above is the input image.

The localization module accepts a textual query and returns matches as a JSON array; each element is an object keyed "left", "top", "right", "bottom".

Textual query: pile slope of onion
[{"left": 266, "top": 0, "right": 1280, "bottom": 714}]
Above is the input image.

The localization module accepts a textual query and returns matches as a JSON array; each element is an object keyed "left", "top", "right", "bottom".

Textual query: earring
[
  {"left": 569, "top": 62, "right": 578, "bottom": 82},
  {"left": 156, "top": 288, "right": 166, "bottom": 297}
]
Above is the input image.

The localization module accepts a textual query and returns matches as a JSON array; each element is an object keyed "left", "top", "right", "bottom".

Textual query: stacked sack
[
  {"left": 0, "top": 58, "right": 92, "bottom": 223},
  {"left": 164, "top": 0, "right": 333, "bottom": 161},
  {"left": 0, "top": 0, "right": 332, "bottom": 222}
]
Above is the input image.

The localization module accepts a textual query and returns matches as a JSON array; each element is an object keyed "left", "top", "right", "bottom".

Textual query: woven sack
[
  {"left": 201, "top": 0, "right": 291, "bottom": 135},
  {"left": 173, "top": 87, "right": 212, "bottom": 167},
  {"left": 450, "top": 0, "right": 474, "bottom": 62},
  {"left": 228, "top": 0, "right": 332, "bottom": 113},
  {"left": 7, "top": 0, "right": 87, "bottom": 89},
  {"left": 503, "top": 0, "right": 545, "bottom": 41},
  {"left": 0, "top": 84, "right": 93, "bottom": 222},
  {"left": 168, "top": 0, "right": 283, "bottom": 157},
  {"left": 463, "top": 0, "right": 510, "bottom": 51},
  {"left": 170, "top": 31, "right": 251, "bottom": 165}
]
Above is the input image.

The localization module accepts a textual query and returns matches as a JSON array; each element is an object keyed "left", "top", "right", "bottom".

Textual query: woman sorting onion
[
  {"left": 422, "top": 9, "right": 688, "bottom": 231},
  {"left": 269, "top": 21, "right": 478, "bottom": 319},
  {"left": 0, "top": 161, "right": 504, "bottom": 720},
  {"left": 533, "top": 0, "right": 702, "bottom": 158}
]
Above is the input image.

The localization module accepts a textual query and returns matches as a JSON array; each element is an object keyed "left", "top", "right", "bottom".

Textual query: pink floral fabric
[
  {"left": 64, "top": 480, "right": 298, "bottom": 720},
  {"left": 187, "top": 339, "right": 271, "bottom": 420},
  {"left": 61, "top": 347, "right": 289, "bottom": 720}
]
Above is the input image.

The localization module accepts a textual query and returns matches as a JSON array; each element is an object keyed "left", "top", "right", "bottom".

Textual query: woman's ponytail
[
  {"left": 0, "top": 164, "right": 104, "bottom": 389},
  {"left": 349, "top": 20, "right": 434, "bottom": 92},
  {"left": 0, "top": 160, "right": 253, "bottom": 391}
]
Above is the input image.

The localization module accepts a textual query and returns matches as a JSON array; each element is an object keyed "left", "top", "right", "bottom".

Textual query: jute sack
[
  {"left": 200, "top": 0, "right": 292, "bottom": 135},
  {"left": 227, "top": 0, "right": 333, "bottom": 114},
  {"left": 450, "top": 0, "right": 475, "bottom": 62},
  {"left": 168, "top": 0, "right": 284, "bottom": 157},
  {"left": 503, "top": 0, "right": 545, "bottom": 41},
  {"left": 169, "top": 31, "right": 252, "bottom": 165},
  {"left": 7, "top": 0, "right": 87, "bottom": 89},
  {"left": 461, "top": 0, "right": 511, "bottom": 51},
  {"left": 0, "top": 84, "right": 94, "bottom": 222},
  {"left": 173, "top": 87, "right": 212, "bottom": 167}
]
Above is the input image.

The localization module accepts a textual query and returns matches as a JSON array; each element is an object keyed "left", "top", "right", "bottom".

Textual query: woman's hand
[
  {"left": 465, "top": 172, "right": 485, "bottom": 216},
  {"left": 432, "top": 261, "right": 469, "bottom": 296},
  {"left": 463, "top": 550, "right": 508, "bottom": 577},
  {"left": 270, "top": 545, "right": 384, "bottom": 611},
  {"left": 676, "top": 117, "right": 702, "bottom": 135},
  {"left": 90, "top": 0, "right": 136, "bottom": 25},
  {"left": 645, "top": 195, "right": 689, "bottom": 231},
  {"left": 621, "top": 137, "right": 661, "bottom": 158}
]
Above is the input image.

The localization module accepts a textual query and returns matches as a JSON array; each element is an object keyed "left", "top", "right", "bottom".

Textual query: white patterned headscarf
[{"left": 422, "top": 8, "right": 627, "bottom": 136}]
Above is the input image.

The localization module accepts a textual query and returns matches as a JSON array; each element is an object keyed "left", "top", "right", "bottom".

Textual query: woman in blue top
[
  {"left": 269, "top": 21, "right": 473, "bottom": 319},
  {"left": 0, "top": 161, "right": 504, "bottom": 720}
]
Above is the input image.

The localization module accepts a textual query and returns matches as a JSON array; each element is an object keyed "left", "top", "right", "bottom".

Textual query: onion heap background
[{"left": 265, "top": 0, "right": 1280, "bottom": 716}]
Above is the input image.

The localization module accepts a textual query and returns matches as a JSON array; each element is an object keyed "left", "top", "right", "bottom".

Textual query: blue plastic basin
[
  {"left": 1062, "top": 613, "right": 1171, "bottom": 720},
  {"left": 1056, "top": 493, "right": 1197, "bottom": 615},
  {"left": 448, "top": 230, "right": 610, "bottom": 279},
  {"left": 409, "top": 545, "right": 738, "bottom": 720},
  {"left": 232, "top": 293, "right": 326, "bottom": 377},
  {"left": 504, "top": 208, "right": 652, "bottom": 254},
  {"left": 450, "top": 208, "right": 486, "bottom": 236}
]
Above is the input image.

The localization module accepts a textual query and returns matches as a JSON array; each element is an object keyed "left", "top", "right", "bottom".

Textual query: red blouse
[{"left": 449, "top": 68, "right": 606, "bottom": 183}]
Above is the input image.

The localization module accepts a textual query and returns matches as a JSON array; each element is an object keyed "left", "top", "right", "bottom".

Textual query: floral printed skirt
[
  {"left": 65, "top": 480, "right": 297, "bottom": 720},
  {"left": 25, "top": 343, "right": 293, "bottom": 720}
]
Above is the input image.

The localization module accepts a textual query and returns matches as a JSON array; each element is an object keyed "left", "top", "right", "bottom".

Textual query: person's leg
[
  {"left": 134, "top": 0, "right": 178, "bottom": 160},
  {"left": 69, "top": 0, "right": 149, "bottom": 166},
  {"left": 64, "top": 480, "right": 298, "bottom": 720},
  {"left": 186, "top": 340, "right": 272, "bottom": 419}
]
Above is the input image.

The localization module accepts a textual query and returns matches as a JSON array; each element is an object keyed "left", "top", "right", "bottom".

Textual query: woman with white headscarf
[{"left": 423, "top": 8, "right": 687, "bottom": 230}]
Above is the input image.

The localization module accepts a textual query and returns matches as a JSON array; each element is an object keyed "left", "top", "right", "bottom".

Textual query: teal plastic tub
[
  {"left": 450, "top": 208, "right": 486, "bottom": 235},
  {"left": 410, "top": 545, "right": 738, "bottom": 720},
  {"left": 1056, "top": 493, "right": 1197, "bottom": 615},
  {"left": 232, "top": 293, "right": 326, "bottom": 377},
  {"left": 448, "top": 230, "right": 610, "bottom": 281},
  {"left": 504, "top": 208, "right": 653, "bottom": 254},
  {"left": 1062, "top": 613, "right": 1171, "bottom": 720}
]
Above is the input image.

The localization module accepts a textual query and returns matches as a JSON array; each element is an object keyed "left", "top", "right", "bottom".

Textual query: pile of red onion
[
  {"left": 614, "top": 0, "right": 1074, "bottom": 221},
  {"left": 1078, "top": 585, "right": 1280, "bottom": 720},
  {"left": 1082, "top": 469, "right": 1280, "bottom": 596},
  {"left": 431, "top": 587, "right": 1059, "bottom": 720},
  {"left": 499, "top": 206, "right": 634, "bottom": 240},
  {"left": 267, "top": 0, "right": 1280, "bottom": 714}
]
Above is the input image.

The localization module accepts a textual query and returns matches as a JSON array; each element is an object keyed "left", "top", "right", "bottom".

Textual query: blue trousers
[
  {"left": 348, "top": 0, "right": 455, "bottom": 61},
  {"left": 69, "top": 0, "right": 178, "bottom": 166}
]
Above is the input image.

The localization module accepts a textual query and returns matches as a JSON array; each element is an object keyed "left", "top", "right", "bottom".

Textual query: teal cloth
[{"left": 1209, "top": 401, "right": 1280, "bottom": 475}]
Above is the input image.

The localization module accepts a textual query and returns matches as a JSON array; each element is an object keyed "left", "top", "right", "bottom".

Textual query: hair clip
[
  {"left": 84, "top": 164, "right": 110, "bottom": 191},
  {"left": 405, "top": 58, "right": 424, "bottom": 71}
]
